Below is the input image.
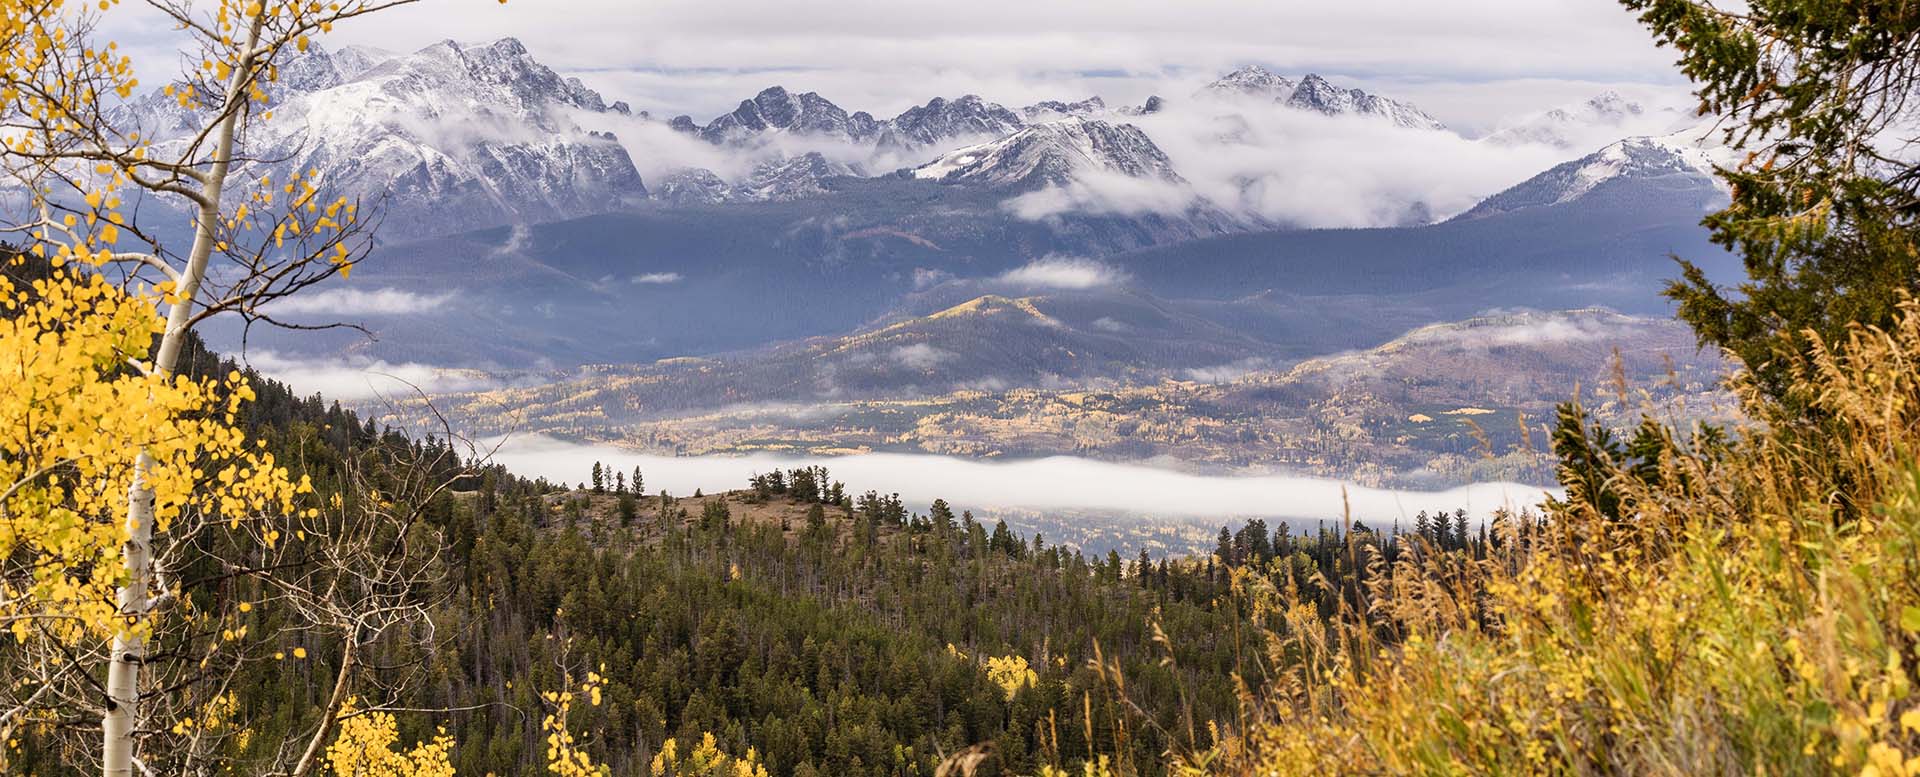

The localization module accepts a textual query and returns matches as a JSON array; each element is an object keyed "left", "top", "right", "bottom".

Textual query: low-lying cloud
[
  {"left": 890, "top": 343, "right": 955, "bottom": 370},
  {"left": 1406, "top": 311, "right": 1655, "bottom": 349},
  {"left": 485, "top": 434, "right": 1555, "bottom": 524},
  {"left": 244, "top": 351, "right": 504, "bottom": 401},
  {"left": 1130, "top": 101, "right": 1575, "bottom": 228},
  {"left": 1004, "top": 168, "right": 1205, "bottom": 221},
  {"left": 996, "top": 256, "right": 1129, "bottom": 290},
  {"left": 632, "top": 272, "right": 684, "bottom": 284},
  {"left": 263, "top": 287, "right": 454, "bottom": 317}
]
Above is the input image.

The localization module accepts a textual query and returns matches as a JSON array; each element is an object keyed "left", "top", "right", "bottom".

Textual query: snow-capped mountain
[
  {"left": 876, "top": 95, "right": 1028, "bottom": 151},
  {"left": 669, "top": 88, "right": 1026, "bottom": 154},
  {"left": 741, "top": 152, "right": 857, "bottom": 201},
  {"left": 651, "top": 168, "right": 734, "bottom": 205},
  {"left": 116, "top": 38, "right": 647, "bottom": 236},
  {"left": 911, "top": 118, "right": 1181, "bottom": 189},
  {"left": 1483, "top": 91, "right": 1678, "bottom": 149},
  {"left": 1023, "top": 97, "right": 1107, "bottom": 121},
  {"left": 1457, "top": 127, "right": 1730, "bottom": 219},
  {"left": 1197, "top": 65, "right": 1296, "bottom": 100},
  {"left": 1195, "top": 67, "right": 1445, "bottom": 130},
  {"left": 689, "top": 86, "right": 882, "bottom": 145},
  {"left": 1285, "top": 74, "right": 1445, "bottom": 130}
]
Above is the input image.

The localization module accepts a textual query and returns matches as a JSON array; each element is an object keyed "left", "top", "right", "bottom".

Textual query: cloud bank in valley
[
  {"left": 243, "top": 352, "right": 506, "bottom": 401},
  {"left": 262, "top": 287, "right": 455, "bottom": 317},
  {"left": 485, "top": 434, "right": 1556, "bottom": 524}
]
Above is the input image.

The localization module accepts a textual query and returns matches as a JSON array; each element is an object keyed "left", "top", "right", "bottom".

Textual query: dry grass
[{"left": 1185, "top": 303, "right": 1920, "bottom": 776}]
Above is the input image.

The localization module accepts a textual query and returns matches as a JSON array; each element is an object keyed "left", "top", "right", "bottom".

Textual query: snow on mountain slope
[
  {"left": 741, "top": 152, "right": 858, "bottom": 201},
  {"left": 117, "top": 38, "right": 646, "bottom": 236},
  {"left": 911, "top": 118, "right": 1182, "bottom": 189},
  {"left": 1457, "top": 127, "right": 1731, "bottom": 219}
]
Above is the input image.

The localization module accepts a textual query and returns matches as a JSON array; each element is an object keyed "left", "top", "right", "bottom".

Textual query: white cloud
[
  {"left": 1399, "top": 311, "right": 1651, "bottom": 349},
  {"left": 490, "top": 224, "right": 533, "bottom": 259},
  {"left": 631, "top": 272, "right": 684, "bottom": 284},
  {"left": 997, "top": 256, "right": 1129, "bottom": 290},
  {"left": 912, "top": 268, "right": 955, "bottom": 290},
  {"left": 485, "top": 434, "right": 1557, "bottom": 523},
  {"left": 1180, "top": 357, "right": 1275, "bottom": 383},
  {"left": 263, "top": 287, "right": 454, "bottom": 317},
  {"left": 243, "top": 351, "right": 503, "bottom": 401},
  {"left": 1125, "top": 102, "right": 1576, "bottom": 228},
  {"left": 890, "top": 343, "right": 954, "bottom": 370},
  {"left": 1003, "top": 167, "right": 1203, "bottom": 221}
]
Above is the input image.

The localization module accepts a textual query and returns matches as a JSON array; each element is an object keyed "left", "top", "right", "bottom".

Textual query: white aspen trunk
[{"left": 101, "top": 15, "right": 264, "bottom": 776}]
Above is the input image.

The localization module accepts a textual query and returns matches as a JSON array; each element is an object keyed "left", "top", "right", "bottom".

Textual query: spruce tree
[{"left": 1623, "top": 0, "right": 1920, "bottom": 410}]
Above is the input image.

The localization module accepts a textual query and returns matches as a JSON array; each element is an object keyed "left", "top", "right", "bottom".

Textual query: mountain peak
[
  {"left": 878, "top": 94, "right": 1025, "bottom": 150},
  {"left": 1200, "top": 65, "right": 1297, "bottom": 100},
  {"left": 123, "top": 34, "right": 644, "bottom": 236},
  {"left": 480, "top": 37, "right": 529, "bottom": 56},
  {"left": 1197, "top": 68, "right": 1442, "bottom": 130}
]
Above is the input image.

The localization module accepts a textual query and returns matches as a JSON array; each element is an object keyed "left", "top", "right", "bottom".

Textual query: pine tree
[{"left": 1622, "top": 0, "right": 1920, "bottom": 409}]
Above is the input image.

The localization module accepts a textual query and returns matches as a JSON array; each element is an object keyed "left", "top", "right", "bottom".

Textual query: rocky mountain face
[
  {"left": 875, "top": 95, "right": 1028, "bottom": 151},
  {"left": 692, "top": 86, "right": 883, "bottom": 145},
  {"left": 670, "top": 89, "right": 1026, "bottom": 153},
  {"left": 1022, "top": 97, "right": 1107, "bottom": 121},
  {"left": 1195, "top": 66, "right": 1446, "bottom": 130},
  {"left": 911, "top": 119, "right": 1182, "bottom": 189},
  {"left": 117, "top": 38, "right": 648, "bottom": 236}
]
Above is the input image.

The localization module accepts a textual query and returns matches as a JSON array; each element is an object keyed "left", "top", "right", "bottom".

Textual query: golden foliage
[
  {"left": 649, "top": 732, "right": 770, "bottom": 777},
  {"left": 0, "top": 269, "right": 297, "bottom": 643},
  {"left": 543, "top": 666, "right": 608, "bottom": 777},
  {"left": 1192, "top": 302, "right": 1920, "bottom": 775},
  {"left": 984, "top": 654, "right": 1038, "bottom": 702},
  {"left": 324, "top": 699, "right": 457, "bottom": 777}
]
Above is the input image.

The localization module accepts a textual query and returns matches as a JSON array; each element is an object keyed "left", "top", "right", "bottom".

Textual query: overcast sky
[{"left": 110, "top": 0, "right": 1691, "bottom": 133}]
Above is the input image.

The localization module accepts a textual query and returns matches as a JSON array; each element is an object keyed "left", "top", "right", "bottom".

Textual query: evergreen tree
[{"left": 1623, "top": 0, "right": 1920, "bottom": 408}]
